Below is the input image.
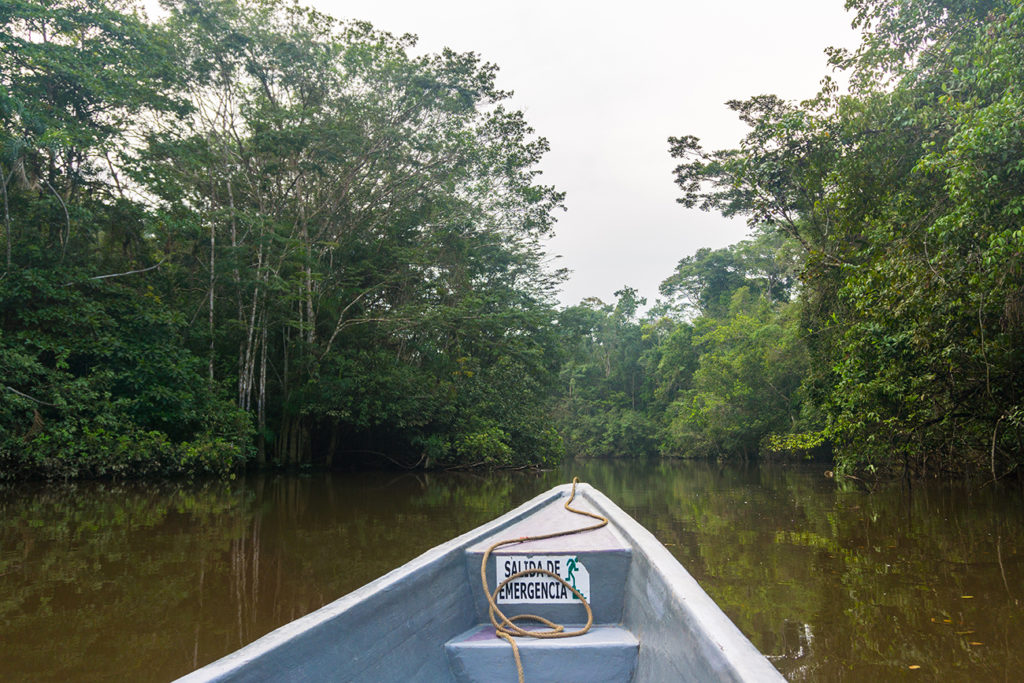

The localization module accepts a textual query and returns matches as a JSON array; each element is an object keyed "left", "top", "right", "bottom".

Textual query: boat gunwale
[{"left": 580, "top": 486, "right": 785, "bottom": 682}]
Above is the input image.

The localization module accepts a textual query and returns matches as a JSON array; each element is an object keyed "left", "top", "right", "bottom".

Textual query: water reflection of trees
[
  {"left": 565, "top": 460, "right": 1024, "bottom": 680},
  {"left": 2, "top": 465, "right": 1022, "bottom": 681},
  {"left": 0, "top": 480, "right": 252, "bottom": 680},
  {"left": 0, "top": 471, "right": 569, "bottom": 681}
]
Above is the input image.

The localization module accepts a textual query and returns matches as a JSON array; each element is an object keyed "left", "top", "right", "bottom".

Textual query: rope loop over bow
[{"left": 479, "top": 478, "right": 609, "bottom": 683}]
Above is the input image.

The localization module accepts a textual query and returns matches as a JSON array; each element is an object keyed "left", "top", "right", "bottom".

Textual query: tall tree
[
  {"left": 0, "top": 0, "right": 250, "bottom": 479},
  {"left": 660, "top": 232, "right": 802, "bottom": 317},
  {"left": 670, "top": 0, "right": 1024, "bottom": 476},
  {"left": 144, "top": 0, "right": 566, "bottom": 466}
]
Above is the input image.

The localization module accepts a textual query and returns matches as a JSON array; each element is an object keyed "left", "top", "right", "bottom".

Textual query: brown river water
[{"left": 2, "top": 460, "right": 1023, "bottom": 681}]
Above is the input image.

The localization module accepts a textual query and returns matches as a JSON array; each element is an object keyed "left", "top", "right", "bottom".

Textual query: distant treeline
[{"left": 2, "top": 0, "right": 1022, "bottom": 480}]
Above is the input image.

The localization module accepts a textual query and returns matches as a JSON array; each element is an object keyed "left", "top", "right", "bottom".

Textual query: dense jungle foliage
[
  {"left": 1, "top": 0, "right": 565, "bottom": 477},
  {"left": 666, "top": 0, "right": 1024, "bottom": 477},
  {"left": 2, "top": 0, "right": 1022, "bottom": 479}
]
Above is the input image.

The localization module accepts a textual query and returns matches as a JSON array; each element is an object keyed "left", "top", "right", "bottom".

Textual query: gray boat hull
[{"left": 177, "top": 483, "right": 783, "bottom": 682}]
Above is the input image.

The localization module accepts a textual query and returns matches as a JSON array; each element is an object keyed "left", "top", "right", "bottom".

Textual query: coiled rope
[{"left": 479, "top": 477, "right": 609, "bottom": 683}]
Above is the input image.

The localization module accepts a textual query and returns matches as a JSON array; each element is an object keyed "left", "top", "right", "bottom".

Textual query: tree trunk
[
  {"left": 2, "top": 163, "right": 12, "bottom": 272},
  {"left": 276, "top": 415, "right": 310, "bottom": 465},
  {"left": 257, "top": 314, "right": 268, "bottom": 465},
  {"left": 208, "top": 221, "right": 216, "bottom": 382},
  {"left": 326, "top": 424, "right": 338, "bottom": 469}
]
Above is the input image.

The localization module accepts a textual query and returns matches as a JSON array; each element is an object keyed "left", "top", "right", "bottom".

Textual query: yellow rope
[{"left": 479, "top": 477, "right": 609, "bottom": 683}]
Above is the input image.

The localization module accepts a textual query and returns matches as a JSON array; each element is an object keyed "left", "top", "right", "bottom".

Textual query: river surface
[{"left": 2, "top": 460, "right": 1023, "bottom": 681}]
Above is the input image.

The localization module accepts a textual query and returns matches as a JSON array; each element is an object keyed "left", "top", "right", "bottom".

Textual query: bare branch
[
  {"left": 4, "top": 385, "right": 59, "bottom": 407},
  {"left": 64, "top": 258, "right": 166, "bottom": 285}
]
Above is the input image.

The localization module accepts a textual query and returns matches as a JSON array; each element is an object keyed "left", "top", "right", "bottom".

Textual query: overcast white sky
[{"left": 307, "top": 2, "right": 865, "bottom": 307}]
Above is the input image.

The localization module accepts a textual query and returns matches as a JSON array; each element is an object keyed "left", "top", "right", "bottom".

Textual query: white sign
[{"left": 494, "top": 554, "right": 591, "bottom": 604}]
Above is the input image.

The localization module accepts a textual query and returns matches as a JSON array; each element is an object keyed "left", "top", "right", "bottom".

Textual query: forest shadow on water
[{"left": 1, "top": 460, "right": 1023, "bottom": 681}]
